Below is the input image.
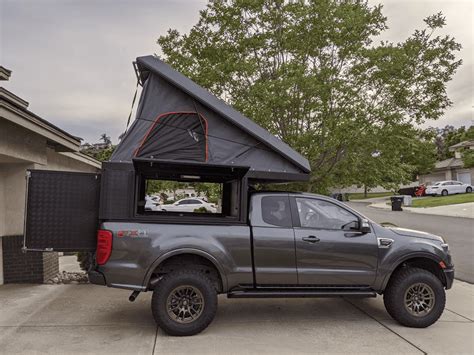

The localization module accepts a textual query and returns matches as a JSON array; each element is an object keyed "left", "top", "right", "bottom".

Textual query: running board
[{"left": 227, "top": 289, "right": 376, "bottom": 298}]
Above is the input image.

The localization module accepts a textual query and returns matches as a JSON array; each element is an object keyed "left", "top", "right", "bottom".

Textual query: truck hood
[{"left": 387, "top": 227, "right": 444, "bottom": 243}]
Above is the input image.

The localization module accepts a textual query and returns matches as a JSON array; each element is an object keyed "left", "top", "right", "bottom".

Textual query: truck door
[
  {"left": 291, "top": 197, "right": 378, "bottom": 286},
  {"left": 249, "top": 194, "right": 297, "bottom": 285},
  {"left": 24, "top": 170, "right": 100, "bottom": 251}
]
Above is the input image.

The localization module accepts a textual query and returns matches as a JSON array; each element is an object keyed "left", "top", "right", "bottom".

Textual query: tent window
[{"left": 135, "top": 112, "right": 208, "bottom": 162}]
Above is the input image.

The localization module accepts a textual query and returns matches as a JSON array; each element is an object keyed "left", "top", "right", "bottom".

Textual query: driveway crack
[{"left": 344, "top": 298, "right": 427, "bottom": 355}]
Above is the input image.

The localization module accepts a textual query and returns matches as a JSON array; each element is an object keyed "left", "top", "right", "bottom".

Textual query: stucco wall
[
  {"left": 419, "top": 172, "right": 447, "bottom": 185},
  {"left": 0, "top": 169, "right": 4, "bottom": 285},
  {"left": 39, "top": 148, "right": 99, "bottom": 173},
  {"left": 1, "top": 163, "right": 33, "bottom": 236},
  {"left": 0, "top": 168, "right": 5, "bottom": 237},
  {"left": 0, "top": 119, "right": 47, "bottom": 165}
]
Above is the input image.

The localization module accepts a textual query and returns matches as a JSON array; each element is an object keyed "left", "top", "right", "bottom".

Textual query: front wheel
[
  {"left": 383, "top": 267, "right": 445, "bottom": 328},
  {"left": 151, "top": 270, "right": 217, "bottom": 336},
  {"left": 441, "top": 189, "right": 448, "bottom": 196},
  {"left": 467, "top": 187, "right": 472, "bottom": 193}
]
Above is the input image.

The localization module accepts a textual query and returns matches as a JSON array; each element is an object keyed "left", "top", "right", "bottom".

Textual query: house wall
[
  {"left": 0, "top": 122, "right": 100, "bottom": 284},
  {"left": 420, "top": 168, "right": 474, "bottom": 185},
  {"left": 0, "top": 169, "right": 3, "bottom": 285},
  {"left": 419, "top": 172, "right": 448, "bottom": 185}
]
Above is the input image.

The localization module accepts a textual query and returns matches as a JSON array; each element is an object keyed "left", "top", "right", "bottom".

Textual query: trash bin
[
  {"left": 331, "top": 193, "right": 343, "bottom": 201},
  {"left": 391, "top": 196, "right": 403, "bottom": 211}
]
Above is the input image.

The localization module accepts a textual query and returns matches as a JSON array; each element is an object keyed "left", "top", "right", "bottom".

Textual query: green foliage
[
  {"left": 463, "top": 149, "right": 474, "bottom": 168},
  {"left": 193, "top": 207, "right": 210, "bottom": 213},
  {"left": 88, "top": 146, "right": 115, "bottom": 162},
  {"left": 157, "top": 1, "right": 461, "bottom": 192},
  {"left": 411, "top": 193, "right": 474, "bottom": 208},
  {"left": 427, "top": 125, "right": 474, "bottom": 160},
  {"left": 347, "top": 192, "right": 394, "bottom": 200}
]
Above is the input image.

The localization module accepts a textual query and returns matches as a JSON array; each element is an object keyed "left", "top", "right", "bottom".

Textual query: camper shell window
[{"left": 133, "top": 159, "right": 249, "bottom": 222}]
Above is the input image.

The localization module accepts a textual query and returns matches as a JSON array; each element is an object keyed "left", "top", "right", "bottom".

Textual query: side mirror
[{"left": 360, "top": 219, "right": 371, "bottom": 234}]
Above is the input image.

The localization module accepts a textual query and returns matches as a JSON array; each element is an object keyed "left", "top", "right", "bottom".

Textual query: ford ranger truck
[{"left": 88, "top": 191, "right": 454, "bottom": 336}]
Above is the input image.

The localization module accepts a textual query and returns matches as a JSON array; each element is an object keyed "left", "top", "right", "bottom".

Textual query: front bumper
[
  {"left": 444, "top": 268, "right": 455, "bottom": 289},
  {"left": 88, "top": 270, "right": 106, "bottom": 286}
]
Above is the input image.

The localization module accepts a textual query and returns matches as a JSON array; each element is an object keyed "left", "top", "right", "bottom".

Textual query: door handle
[{"left": 302, "top": 235, "right": 320, "bottom": 243}]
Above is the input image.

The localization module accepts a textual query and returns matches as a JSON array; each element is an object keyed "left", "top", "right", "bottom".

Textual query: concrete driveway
[{"left": 0, "top": 282, "right": 472, "bottom": 354}]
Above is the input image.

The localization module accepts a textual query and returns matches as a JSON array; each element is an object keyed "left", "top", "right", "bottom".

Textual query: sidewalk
[
  {"left": 0, "top": 281, "right": 473, "bottom": 354},
  {"left": 369, "top": 200, "right": 474, "bottom": 219}
]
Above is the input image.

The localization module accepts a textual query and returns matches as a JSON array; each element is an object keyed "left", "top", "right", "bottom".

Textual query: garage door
[{"left": 457, "top": 172, "right": 472, "bottom": 185}]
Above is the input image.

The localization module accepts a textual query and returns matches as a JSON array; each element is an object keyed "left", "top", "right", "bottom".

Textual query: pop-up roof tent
[{"left": 111, "top": 55, "right": 310, "bottom": 182}]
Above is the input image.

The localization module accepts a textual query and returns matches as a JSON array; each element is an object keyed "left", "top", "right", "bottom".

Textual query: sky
[{"left": 1, "top": 0, "right": 472, "bottom": 144}]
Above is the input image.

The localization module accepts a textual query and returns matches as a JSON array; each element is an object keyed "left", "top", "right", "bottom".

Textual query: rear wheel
[
  {"left": 384, "top": 267, "right": 445, "bottom": 328},
  {"left": 151, "top": 269, "right": 217, "bottom": 336},
  {"left": 441, "top": 189, "right": 448, "bottom": 196},
  {"left": 467, "top": 187, "right": 472, "bottom": 193}
]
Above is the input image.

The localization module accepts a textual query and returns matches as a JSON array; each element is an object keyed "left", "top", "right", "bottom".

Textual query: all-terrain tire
[
  {"left": 383, "top": 267, "right": 445, "bottom": 328},
  {"left": 441, "top": 189, "right": 448, "bottom": 196},
  {"left": 151, "top": 269, "right": 217, "bottom": 336},
  {"left": 467, "top": 187, "right": 472, "bottom": 193}
]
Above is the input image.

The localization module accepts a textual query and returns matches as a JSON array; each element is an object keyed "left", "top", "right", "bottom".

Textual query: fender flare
[
  {"left": 142, "top": 248, "right": 228, "bottom": 291},
  {"left": 380, "top": 251, "right": 443, "bottom": 290}
]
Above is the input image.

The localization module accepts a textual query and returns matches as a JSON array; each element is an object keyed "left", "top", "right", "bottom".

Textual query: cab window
[
  {"left": 261, "top": 196, "right": 292, "bottom": 227},
  {"left": 296, "top": 198, "right": 359, "bottom": 230}
]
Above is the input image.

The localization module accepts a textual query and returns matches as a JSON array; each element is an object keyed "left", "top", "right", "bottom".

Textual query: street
[{"left": 348, "top": 202, "right": 474, "bottom": 284}]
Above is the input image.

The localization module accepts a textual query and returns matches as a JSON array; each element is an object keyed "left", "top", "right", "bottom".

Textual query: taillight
[{"left": 96, "top": 230, "right": 113, "bottom": 265}]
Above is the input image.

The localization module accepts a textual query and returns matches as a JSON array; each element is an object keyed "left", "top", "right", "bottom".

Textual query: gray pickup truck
[
  {"left": 23, "top": 56, "right": 454, "bottom": 337},
  {"left": 87, "top": 191, "right": 453, "bottom": 336}
]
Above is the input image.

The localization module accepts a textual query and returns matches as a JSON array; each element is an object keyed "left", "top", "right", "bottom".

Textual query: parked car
[
  {"left": 161, "top": 198, "right": 217, "bottom": 213},
  {"left": 425, "top": 180, "right": 473, "bottom": 196},
  {"left": 145, "top": 195, "right": 161, "bottom": 211}
]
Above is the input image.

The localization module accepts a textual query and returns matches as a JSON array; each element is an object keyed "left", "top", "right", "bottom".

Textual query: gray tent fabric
[
  {"left": 135, "top": 112, "right": 207, "bottom": 162},
  {"left": 111, "top": 55, "right": 311, "bottom": 181}
]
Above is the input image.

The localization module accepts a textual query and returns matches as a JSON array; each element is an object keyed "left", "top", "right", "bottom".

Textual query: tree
[
  {"left": 100, "top": 133, "right": 112, "bottom": 146},
  {"left": 463, "top": 150, "right": 474, "bottom": 169},
  {"left": 426, "top": 125, "right": 474, "bottom": 160},
  {"left": 158, "top": 1, "right": 461, "bottom": 192}
]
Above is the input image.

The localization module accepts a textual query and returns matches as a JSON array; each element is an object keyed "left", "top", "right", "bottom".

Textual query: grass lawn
[
  {"left": 411, "top": 193, "right": 474, "bottom": 208},
  {"left": 348, "top": 192, "right": 394, "bottom": 200}
]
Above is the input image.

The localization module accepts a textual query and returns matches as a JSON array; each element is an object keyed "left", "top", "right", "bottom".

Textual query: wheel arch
[
  {"left": 381, "top": 253, "right": 447, "bottom": 290},
  {"left": 143, "top": 248, "right": 228, "bottom": 292}
]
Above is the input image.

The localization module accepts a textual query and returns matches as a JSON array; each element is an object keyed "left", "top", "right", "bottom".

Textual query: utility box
[{"left": 402, "top": 195, "right": 412, "bottom": 206}]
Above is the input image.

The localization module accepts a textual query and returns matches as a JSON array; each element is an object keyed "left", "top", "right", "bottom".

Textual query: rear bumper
[
  {"left": 444, "top": 268, "right": 454, "bottom": 289},
  {"left": 88, "top": 270, "right": 106, "bottom": 286}
]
